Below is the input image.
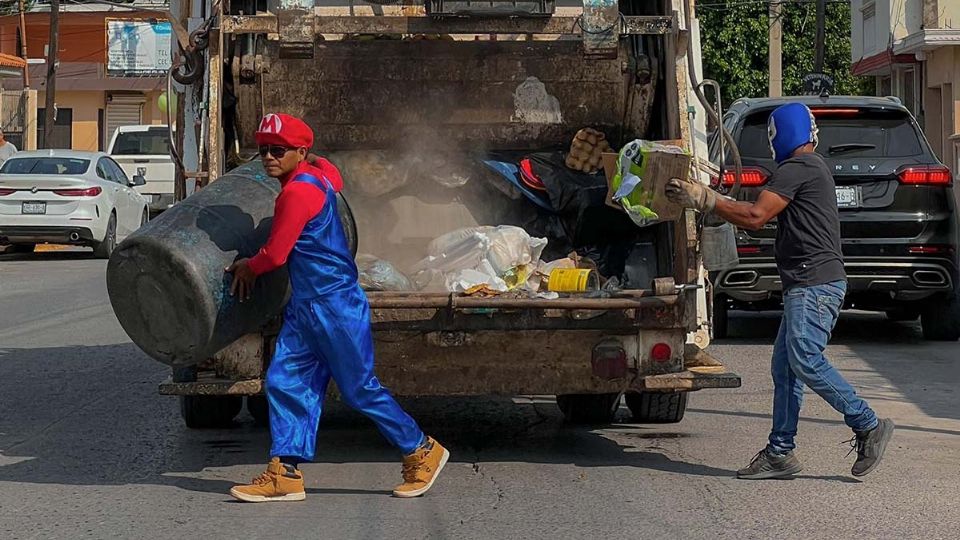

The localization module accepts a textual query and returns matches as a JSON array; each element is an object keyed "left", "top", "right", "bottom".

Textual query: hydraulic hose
[{"left": 682, "top": 2, "right": 744, "bottom": 199}]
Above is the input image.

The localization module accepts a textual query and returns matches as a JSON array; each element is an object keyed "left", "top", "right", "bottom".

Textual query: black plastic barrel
[{"left": 106, "top": 161, "right": 357, "bottom": 367}]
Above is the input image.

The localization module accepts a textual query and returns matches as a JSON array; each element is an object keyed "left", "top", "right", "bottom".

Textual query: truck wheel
[
  {"left": 179, "top": 395, "right": 243, "bottom": 429},
  {"left": 625, "top": 392, "right": 688, "bottom": 424},
  {"left": 246, "top": 395, "right": 270, "bottom": 426},
  {"left": 921, "top": 292, "right": 960, "bottom": 341},
  {"left": 712, "top": 294, "right": 729, "bottom": 339},
  {"left": 556, "top": 393, "right": 621, "bottom": 424},
  {"left": 885, "top": 308, "right": 920, "bottom": 322}
]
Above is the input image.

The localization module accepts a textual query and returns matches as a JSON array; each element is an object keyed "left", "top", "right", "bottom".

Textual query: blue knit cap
[{"left": 767, "top": 103, "right": 819, "bottom": 163}]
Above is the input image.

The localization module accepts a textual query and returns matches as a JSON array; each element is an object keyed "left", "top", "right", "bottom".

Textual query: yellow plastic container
[{"left": 547, "top": 268, "right": 599, "bottom": 293}]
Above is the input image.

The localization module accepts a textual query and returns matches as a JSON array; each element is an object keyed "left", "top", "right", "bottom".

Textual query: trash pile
[{"left": 354, "top": 130, "right": 695, "bottom": 296}]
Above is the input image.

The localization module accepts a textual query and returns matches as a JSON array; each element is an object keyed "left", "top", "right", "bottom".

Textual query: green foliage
[
  {"left": 0, "top": 0, "right": 36, "bottom": 17},
  {"left": 697, "top": 1, "right": 874, "bottom": 103}
]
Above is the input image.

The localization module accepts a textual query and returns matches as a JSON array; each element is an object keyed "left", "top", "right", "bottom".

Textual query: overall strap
[{"left": 292, "top": 172, "right": 332, "bottom": 191}]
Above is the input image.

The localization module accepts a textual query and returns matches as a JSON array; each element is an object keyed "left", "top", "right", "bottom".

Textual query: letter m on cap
[{"left": 259, "top": 114, "right": 282, "bottom": 134}]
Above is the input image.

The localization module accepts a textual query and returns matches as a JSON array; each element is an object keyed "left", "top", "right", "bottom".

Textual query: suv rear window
[
  {"left": 737, "top": 108, "right": 925, "bottom": 159},
  {"left": 111, "top": 128, "right": 170, "bottom": 155}
]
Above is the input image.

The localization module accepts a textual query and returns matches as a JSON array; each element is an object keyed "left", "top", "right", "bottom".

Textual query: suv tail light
[
  {"left": 53, "top": 187, "right": 102, "bottom": 197},
  {"left": 0, "top": 188, "right": 15, "bottom": 196},
  {"left": 908, "top": 245, "right": 954, "bottom": 255},
  {"left": 897, "top": 166, "right": 952, "bottom": 186},
  {"left": 716, "top": 167, "right": 768, "bottom": 187}
]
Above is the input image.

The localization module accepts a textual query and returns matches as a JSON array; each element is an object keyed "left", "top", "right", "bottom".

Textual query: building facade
[
  {"left": 851, "top": 0, "right": 960, "bottom": 181},
  {"left": 0, "top": 1, "right": 170, "bottom": 151}
]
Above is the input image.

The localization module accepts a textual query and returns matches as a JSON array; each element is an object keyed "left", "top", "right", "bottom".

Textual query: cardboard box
[{"left": 603, "top": 140, "right": 691, "bottom": 223}]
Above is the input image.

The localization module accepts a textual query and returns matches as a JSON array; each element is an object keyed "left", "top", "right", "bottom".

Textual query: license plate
[
  {"left": 835, "top": 186, "right": 860, "bottom": 209},
  {"left": 142, "top": 194, "right": 153, "bottom": 203},
  {"left": 21, "top": 202, "right": 46, "bottom": 215}
]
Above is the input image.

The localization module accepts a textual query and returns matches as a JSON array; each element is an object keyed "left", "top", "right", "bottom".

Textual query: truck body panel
[{"left": 164, "top": 0, "right": 739, "bottom": 411}]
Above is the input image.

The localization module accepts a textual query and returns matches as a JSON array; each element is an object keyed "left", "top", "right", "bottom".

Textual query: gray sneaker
[
  {"left": 849, "top": 418, "right": 895, "bottom": 477},
  {"left": 737, "top": 448, "right": 802, "bottom": 480}
]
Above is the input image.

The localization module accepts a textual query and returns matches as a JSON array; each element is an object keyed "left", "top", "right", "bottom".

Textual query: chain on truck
[{"left": 140, "top": 0, "right": 742, "bottom": 428}]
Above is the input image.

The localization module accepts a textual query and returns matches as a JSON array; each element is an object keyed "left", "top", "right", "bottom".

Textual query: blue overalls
[{"left": 266, "top": 172, "right": 425, "bottom": 460}]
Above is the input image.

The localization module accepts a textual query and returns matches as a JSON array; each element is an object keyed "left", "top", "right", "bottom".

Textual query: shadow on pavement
[
  {"left": 0, "top": 344, "right": 733, "bottom": 496},
  {"left": 0, "top": 249, "right": 95, "bottom": 262},
  {"left": 716, "top": 311, "right": 960, "bottom": 422}
]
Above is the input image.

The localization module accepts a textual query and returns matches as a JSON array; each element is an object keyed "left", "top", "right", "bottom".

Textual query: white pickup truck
[{"left": 108, "top": 125, "right": 175, "bottom": 215}]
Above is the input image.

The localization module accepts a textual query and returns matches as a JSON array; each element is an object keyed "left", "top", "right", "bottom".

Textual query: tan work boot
[
  {"left": 230, "top": 458, "right": 306, "bottom": 503},
  {"left": 393, "top": 436, "right": 450, "bottom": 498}
]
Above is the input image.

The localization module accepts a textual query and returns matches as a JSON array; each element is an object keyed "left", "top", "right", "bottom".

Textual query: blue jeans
[{"left": 767, "top": 280, "right": 878, "bottom": 454}]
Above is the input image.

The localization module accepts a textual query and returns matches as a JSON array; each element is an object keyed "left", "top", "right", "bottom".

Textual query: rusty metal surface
[
  {"left": 222, "top": 15, "right": 673, "bottom": 36},
  {"left": 365, "top": 290, "right": 692, "bottom": 332},
  {"left": 373, "top": 330, "right": 630, "bottom": 396},
  {"left": 212, "top": 333, "right": 264, "bottom": 380},
  {"left": 638, "top": 369, "right": 741, "bottom": 391},
  {"left": 246, "top": 40, "right": 633, "bottom": 150},
  {"left": 162, "top": 338, "right": 739, "bottom": 396},
  {"left": 159, "top": 378, "right": 263, "bottom": 395},
  {"left": 369, "top": 294, "right": 678, "bottom": 310}
]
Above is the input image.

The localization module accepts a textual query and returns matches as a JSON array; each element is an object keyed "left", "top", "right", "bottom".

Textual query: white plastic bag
[{"left": 413, "top": 225, "right": 548, "bottom": 293}]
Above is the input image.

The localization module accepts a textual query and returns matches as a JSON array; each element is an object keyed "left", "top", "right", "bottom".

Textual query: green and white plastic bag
[{"left": 612, "top": 140, "right": 688, "bottom": 227}]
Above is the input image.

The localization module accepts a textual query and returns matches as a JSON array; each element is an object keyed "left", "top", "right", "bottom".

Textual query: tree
[
  {"left": 697, "top": 0, "right": 873, "bottom": 104},
  {"left": 0, "top": 0, "right": 35, "bottom": 17}
]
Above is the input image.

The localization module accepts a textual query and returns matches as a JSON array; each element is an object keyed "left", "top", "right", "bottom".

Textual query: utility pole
[
  {"left": 814, "top": 0, "right": 826, "bottom": 72},
  {"left": 18, "top": 0, "right": 29, "bottom": 87},
  {"left": 769, "top": 1, "right": 782, "bottom": 97},
  {"left": 43, "top": 0, "right": 59, "bottom": 148}
]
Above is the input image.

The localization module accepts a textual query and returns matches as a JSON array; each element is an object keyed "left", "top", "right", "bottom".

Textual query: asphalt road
[{"left": 1, "top": 249, "right": 958, "bottom": 540}]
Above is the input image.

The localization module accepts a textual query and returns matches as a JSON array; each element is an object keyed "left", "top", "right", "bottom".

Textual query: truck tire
[
  {"left": 556, "top": 393, "right": 621, "bottom": 424},
  {"left": 246, "top": 395, "right": 270, "bottom": 426},
  {"left": 921, "top": 292, "right": 960, "bottom": 341},
  {"left": 712, "top": 293, "right": 729, "bottom": 339},
  {"left": 625, "top": 392, "right": 688, "bottom": 424},
  {"left": 180, "top": 395, "right": 243, "bottom": 429}
]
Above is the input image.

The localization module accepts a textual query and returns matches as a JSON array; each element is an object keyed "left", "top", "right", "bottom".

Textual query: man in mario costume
[{"left": 227, "top": 113, "right": 449, "bottom": 502}]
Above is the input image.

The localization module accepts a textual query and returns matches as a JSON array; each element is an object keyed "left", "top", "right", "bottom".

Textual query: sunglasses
[{"left": 258, "top": 145, "right": 293, "bottom": 159}]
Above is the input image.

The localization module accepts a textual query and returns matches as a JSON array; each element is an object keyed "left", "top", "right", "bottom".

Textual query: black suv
[{"left": 709, "top": 96, "right": 960, "bottom": 341}]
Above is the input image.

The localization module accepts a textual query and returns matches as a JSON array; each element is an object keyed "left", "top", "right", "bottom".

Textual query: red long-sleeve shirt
[{"left": 247, "top": 159, "right": 344, "bottom": 276}]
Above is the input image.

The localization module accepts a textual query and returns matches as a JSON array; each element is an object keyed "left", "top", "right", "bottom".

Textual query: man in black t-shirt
[{"left": 666, "top": 102, "right": 893, "bottom": 479}]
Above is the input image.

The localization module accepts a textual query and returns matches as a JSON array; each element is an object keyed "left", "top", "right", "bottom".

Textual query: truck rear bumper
[
  {"left": 158, "top": 347, "right": 741, "bottom": 396},
  {"left": 717, "top": 258, "right": 955, "bottom": 303}
]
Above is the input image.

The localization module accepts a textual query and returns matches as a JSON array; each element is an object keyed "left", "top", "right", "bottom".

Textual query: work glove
[{"left": 664, "top": 178, "right": 717, "bottom": 213}]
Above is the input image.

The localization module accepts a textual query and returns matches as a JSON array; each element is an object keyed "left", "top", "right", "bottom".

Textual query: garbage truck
[{"left": 109, "top": 0, "right": 741, "bottom": 428}]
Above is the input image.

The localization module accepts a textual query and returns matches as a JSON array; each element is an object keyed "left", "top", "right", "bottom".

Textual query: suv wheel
[
  {"left": 921, "top": 292, "right": 960, "bottom": 341},
  {"left": 885, "top": 308, "right": 920, "bottom": 322}
]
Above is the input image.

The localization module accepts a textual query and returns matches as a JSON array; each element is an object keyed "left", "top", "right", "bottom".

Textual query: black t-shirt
[{"left": 762, "top": 153, "right": 845, "bottom": 290}]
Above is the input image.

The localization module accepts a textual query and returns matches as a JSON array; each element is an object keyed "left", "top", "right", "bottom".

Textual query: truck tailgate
[{"left": 114, "top": 156, "right": 175, "bottom": 196}]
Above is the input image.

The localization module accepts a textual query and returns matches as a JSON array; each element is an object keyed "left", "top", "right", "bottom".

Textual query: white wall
[{"left": 852, "top": 0, "right": 906, "bottom": 63}]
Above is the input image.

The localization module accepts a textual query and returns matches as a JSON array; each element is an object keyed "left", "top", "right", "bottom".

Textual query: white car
[{"left": 0, "top": 150, "right": 149, "bottom": 258}]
